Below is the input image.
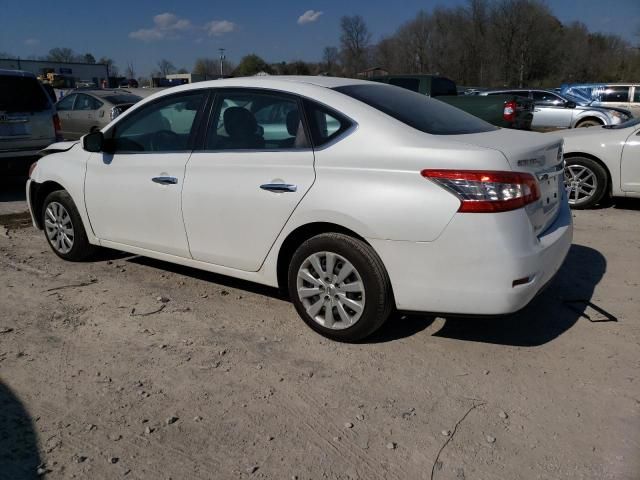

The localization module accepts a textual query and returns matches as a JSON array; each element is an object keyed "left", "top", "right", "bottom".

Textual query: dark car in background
[
  {"left": 1, "top": 69, "right": 61, "bottom": 172},
  {"left": 371, "top": 74, "right": 534, "bottom": 130},
  {"left": 55, "top": 90, "right": 142, "bottom": 140}
]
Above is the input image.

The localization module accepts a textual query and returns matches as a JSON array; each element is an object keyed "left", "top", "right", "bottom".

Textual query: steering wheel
[{"left": 150, "top": 130, "right": 180, "bottom": 151}]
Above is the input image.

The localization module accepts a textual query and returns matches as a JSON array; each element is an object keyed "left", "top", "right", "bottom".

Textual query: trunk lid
[{"left": 449, "top": 129, "right": 565, "bottom": 235}]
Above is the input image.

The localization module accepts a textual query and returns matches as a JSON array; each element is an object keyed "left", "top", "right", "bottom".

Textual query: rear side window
[
  {"left": 56, "top": 94, "right": 76, "bottom": 111},
  {"left": 334, "top": 84, "right": 496, "bottom": 135},
  {"left": 0, "top": 75, "right": 50, "bottom": 113},
  {"left": 388, "top": 78, "right": 420, "bottom": 93},
  {"left": 600, "top": 87, "right": 629, "bottom": 102},
  {"left": 431, "top": 77, "right": 457, "bottom": 97},
  {"left": 303, "top": 99, "right": 352, "bottom": 147}
]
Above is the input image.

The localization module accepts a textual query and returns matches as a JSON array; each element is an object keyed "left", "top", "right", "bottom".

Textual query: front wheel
[
  {"left": 576, "top": 119, "right": 602, "bottom": 128},
  {"left": 564, "top": 157, "right": 608, "bottom": 209},
  {"left": 288, "top": 233, "right": 393, "bottom": 342},
  {"left": 42, "top": 190, "right": 97, "bottom": 261}
]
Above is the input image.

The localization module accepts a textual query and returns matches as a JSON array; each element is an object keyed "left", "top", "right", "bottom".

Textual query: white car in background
[
  {"left": 561, "top": 118, "right": 640, "bottom": 209},
  {"left": 26, "top": 77, "right": 572, "bottom": 341}
]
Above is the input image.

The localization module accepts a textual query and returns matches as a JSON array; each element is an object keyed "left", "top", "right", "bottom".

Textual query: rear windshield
[
  {"left": 0, "top": 75, "right": 51, "bottom": 112},
  {"left": 334, "top": 84, "right": 497, "bottom": 135},
  {"left": 103, "top": 94, "right": 142, "bottom": 105}
]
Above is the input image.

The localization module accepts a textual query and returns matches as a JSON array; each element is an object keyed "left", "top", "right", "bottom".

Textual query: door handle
[
  {"left": 152, "top": 176, "right": 178, "bottom": 185},
  {"left": 260, "top": 183, "right": 297, "bottom": 193}
]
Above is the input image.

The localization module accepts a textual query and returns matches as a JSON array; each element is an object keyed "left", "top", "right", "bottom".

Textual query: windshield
[
  {"left": 334, "top": 84, "right": 497, "bottom": 135},
  {"left": 603, "top": 117, "right": 640, "bottom": 130},
  {"left": 0, "top": 75, "right": 51, "bottom": 112},
  {"left": 104, "top": 94, "right": 142, "bottom": 105}
]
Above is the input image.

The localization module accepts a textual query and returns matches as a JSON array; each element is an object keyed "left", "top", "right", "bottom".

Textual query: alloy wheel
[
  {"left": 44, "top": 202, "right": 75, "bottom": 254},
  {"left": 296, "top": 251, "right": 366, "bottom": 330},
  {"left": 565, "top": 164, "right": 598, "bottom": 205}
]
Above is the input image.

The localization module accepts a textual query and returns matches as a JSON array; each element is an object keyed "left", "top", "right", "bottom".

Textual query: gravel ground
[{"left": 1, "top": 200, "right": 639, "bottom": 480}]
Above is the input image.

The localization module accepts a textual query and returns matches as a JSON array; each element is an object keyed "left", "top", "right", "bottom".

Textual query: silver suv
[
  {"left": 480, "top": 88, "right": 630, "bottom": 130},
  {"left": 0, "top": 69, "right": 60, "bottom": 171}
]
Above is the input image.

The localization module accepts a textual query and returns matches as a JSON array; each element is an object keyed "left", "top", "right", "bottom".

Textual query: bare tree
[
  {"left": 98, "top": 57, "right": 118, "bottom": 77},
  {"left": 125, "top": 62, "right": 135, "bottom": 79},
  {"left": 322, "top": 46, "right": 340, "bottom": 74},
  {"left": 193, "top": 58, "right": 218, "bottom": 79},
  {"left": 47, "top": 47, "right": 76, "bottom": 63},
  {"left": 340, "top": 15, "right": 372, "bottom": 75},
  {"left": 157, "top": 59, "right": 176, "bottom": 77}
]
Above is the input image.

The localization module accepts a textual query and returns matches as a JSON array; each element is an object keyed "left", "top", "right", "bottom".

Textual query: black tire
[
  {"left": 287, "top": 233, "right": 393, "bottom": 342},
  {"left": 575, "top": 119, "right": 602, "bottom": 128},
  {"left": 41, "top": 190, "right": 97, "bottom": 261},
  {"left": 564, "top": 157, "right": 608, "bottom": 209}
]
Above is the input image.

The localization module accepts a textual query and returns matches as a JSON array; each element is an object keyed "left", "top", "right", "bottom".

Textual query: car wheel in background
[
  {"left": 564, "top": 157, "right": 608, "bottom": 209},
  {"left": 576, "top": 119, "right": 602, "bottom": 128},
  {"left": 42, "top": 190, "right": 97, "bottom": 261},
  {"left": 288, "top": 233, "right": 393, "bottom": 342}
]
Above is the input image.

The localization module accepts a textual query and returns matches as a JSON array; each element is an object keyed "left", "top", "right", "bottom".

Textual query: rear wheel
[
  {"left": 288, "top": 233, "right": 393, "bottom": 342},
  {"left": 564, "top": 157, "right": 608, "bottom": 209},
  {"left": 42, "top": 190, "right": 97, "bottom": 261}
]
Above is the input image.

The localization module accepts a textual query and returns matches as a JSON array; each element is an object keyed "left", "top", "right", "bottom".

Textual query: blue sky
[{"left": 1, "top": 0, "right": 639, "bottom": 76}]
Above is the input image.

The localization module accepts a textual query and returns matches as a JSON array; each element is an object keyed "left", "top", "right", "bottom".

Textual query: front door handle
[
  {"left": 152, "top": 176, "right": 178, "bottom": 185},
  {"left": 260, "top": 183, "right": 297, "bottom": 193}
]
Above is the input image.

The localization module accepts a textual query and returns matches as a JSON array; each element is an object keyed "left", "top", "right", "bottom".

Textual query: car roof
[{"left": 0, "top": 69, "right": 36, "bottom": 78}]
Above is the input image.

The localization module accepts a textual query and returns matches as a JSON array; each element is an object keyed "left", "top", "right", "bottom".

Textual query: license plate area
[
  {"left": 537, "top": 164, "right": 563, "bottom": 214},
  {"left": 0, "top": 117, "right": 31, "bottom": 137}
]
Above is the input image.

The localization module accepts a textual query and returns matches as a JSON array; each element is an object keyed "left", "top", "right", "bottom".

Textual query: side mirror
[
  {"left": 83, "top": 131, "right": 104, "bottom": 152},
  {"left": 565, "top": 101, "right": 577, "bottom": 109}
]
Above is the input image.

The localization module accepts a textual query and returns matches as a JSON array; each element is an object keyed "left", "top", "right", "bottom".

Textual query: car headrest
[
  {"left": 286, "top": 110, "right": 300, "bottom": 136},
  {"left": 224, "top": 107, "right": 258, "bottom": 138}
]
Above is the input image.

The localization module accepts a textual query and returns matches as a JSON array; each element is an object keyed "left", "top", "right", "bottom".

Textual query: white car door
[
  {"left": 182, "top": 89, "right": 317, "bottom": 272},
  {"left": 621, "top": 125, "right": 640, "bottom": 193},
  {"left": 84, "top": 90, "right": 208, "bottom": 257}
]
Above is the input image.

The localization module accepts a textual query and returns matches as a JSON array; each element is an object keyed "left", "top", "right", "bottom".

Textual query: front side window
[
  {"left": 335, "top": 84, "right": 496, "bottom": 135},
  {"left": 206, "top": 91, "right": 308, "bottom": 150},
  {"left": 431, "top": 77, "right": 457, "bottom": 97},
  {"left": 389, "top": 78, "right": 421, "bottom": 93},
  {"left": 56, "top": 94, "right": 76, "bottom": 111},
  {"left": 532, "top": 91, "right": 564, "bottom": 106},
  {"left": 600, "top": 87, "right": 630, "bottom": 102},
  {"left": 111, "top": 91, "right": 206, "bottom": 152},
  {"left": 632, "top": 88, "right": 640, "bottom": 103}
]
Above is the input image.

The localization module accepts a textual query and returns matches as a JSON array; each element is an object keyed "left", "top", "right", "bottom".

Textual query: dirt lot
[{"left": 1, "top": 194, "right": 639, "bottom": 480}]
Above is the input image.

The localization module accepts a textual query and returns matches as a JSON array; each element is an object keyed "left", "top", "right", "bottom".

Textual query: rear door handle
[
  {"left": 260, "top": 183, "right": 297, "bottom": 193},
  {"left": 152, "top": 176, "right": 178, "bottom": 185}
]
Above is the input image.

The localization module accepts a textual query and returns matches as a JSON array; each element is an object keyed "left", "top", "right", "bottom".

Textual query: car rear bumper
[{"left": 368, "top": 198, "right": 573, "bottom": 315}]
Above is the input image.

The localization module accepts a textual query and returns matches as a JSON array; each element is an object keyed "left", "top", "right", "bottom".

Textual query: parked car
[
  {"left": 557, "top": 117, "right": 640, "bottom": 209},
  {"left": 55, "top": 90, "right": 142, "bottom": 140},
  {"left": 371, "top": 74, "right": 534, "bottom": 129},
  {"left": 119, "top": 79, "right": 139, "bottom": 88},
  {"left": 0, "top": 69, "right": 61, "bottom": 172},
  {"left": 27, "top": 77, "right": 572, "bottom": 341},
  {"left": 561, "top": 83, "right": 640, "bottom": 117},
  {"left": 479, "top": 88, "right": 630, "bottom": 130}
]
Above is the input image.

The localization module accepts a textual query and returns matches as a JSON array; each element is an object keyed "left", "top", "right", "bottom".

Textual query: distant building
[
  {"left": 0, "top": 58, "right": 109, "bottom": 88},
  {"left": 358, "top": 67, "right": 389, "bottom": 79},
  {"left": 166, "top": 73, "right": 205, "bottom": 84}
]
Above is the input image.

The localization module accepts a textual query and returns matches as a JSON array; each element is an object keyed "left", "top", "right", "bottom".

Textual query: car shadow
[
  {"left": 611, "top": 198, "right": 640, "bottom": 211},
  {"left": 420, "top": 244, "right": 610, "bottom": 347},
  {"left": 0, "top": 175, "right": 27, "bottom": 204},
  {"left": 117, "top": 244, "right": 609, "bottom": 346},
  {"left": 0, "top": 382, "right": 42, "bottom": 479}
]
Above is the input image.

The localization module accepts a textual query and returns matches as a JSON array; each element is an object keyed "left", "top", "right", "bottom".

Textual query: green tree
[
  {"left": 235, "top": 54, "right": 271, "bottom": 76},
  {"left": 83, "top": 53, "right": 96, "bottom": 64}
]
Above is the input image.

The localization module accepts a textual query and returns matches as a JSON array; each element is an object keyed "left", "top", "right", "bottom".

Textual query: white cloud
[
  {"left": 205, "top": 20, "right": 236, "bottom": 36},
  {"left": 129, "top": 12, "right": 192, "bottom": 42},
  {"left": 24, "top": 38, "right": 39, "bottom": 46},
  {"left": 297, "top": 10, "right": 323, "bottom": 25}
]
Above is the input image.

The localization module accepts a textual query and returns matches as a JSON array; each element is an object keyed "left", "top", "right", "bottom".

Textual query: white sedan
[
  {"left": 561, "top": 118, "right": 640, "bottom": 208},
  {"left": 26, "top": 77, "right": 572, "bottom": 341}
]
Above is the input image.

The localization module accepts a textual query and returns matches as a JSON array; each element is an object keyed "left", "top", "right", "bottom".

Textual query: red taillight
[
  {"left": 53, "top": 114, "right": 63, "bottom": 141},
  {"left": 421, "top": 169, "right": 540, "bottom": 213},
  {"left": 503, "top": 100, "right": 516, "bottom": 123}
]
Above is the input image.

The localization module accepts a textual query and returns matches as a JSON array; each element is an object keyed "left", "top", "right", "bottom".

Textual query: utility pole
[{"left": 219, "top": 48, "right": 226, "bottom": 78}]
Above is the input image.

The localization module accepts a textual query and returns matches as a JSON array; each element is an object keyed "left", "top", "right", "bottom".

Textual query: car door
[
  {"left": 621, "top": 125, "right": 640, "bottom": 193},
  {"left": 84, "top": 90, "right": 208, "bottom": 257},
  {"left": 69, "top": 94, "right": 101, "bottom": 138},
  {"left": 182, "top": 88, "right": 315, "bottom": 271},
  {"left": 531, "top": 91, "right": 572, "bottom": 129},
  {"left": 55, "top": 94, "right": 76, "bottom": 139}
]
